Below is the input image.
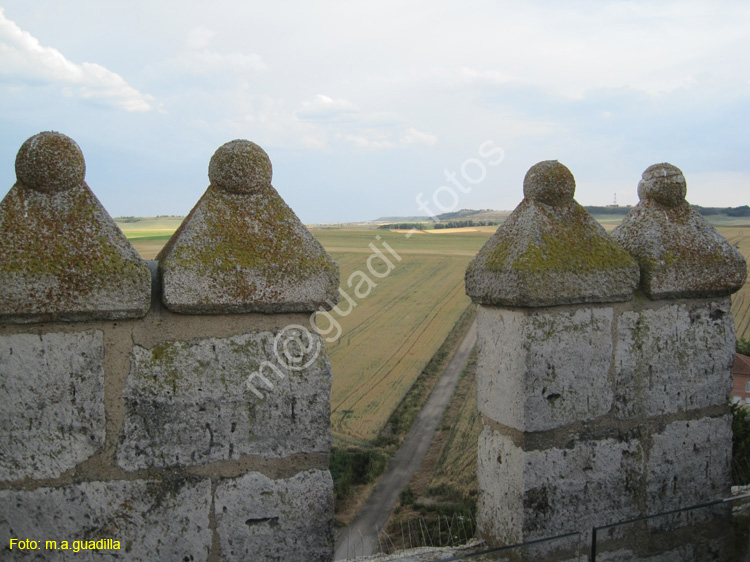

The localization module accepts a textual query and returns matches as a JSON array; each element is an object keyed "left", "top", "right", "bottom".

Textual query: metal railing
[{"left": 375, "top": 492, "right": 750, "bottom": 561}]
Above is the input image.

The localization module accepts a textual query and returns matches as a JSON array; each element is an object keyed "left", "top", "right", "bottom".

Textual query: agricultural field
[
  {"left": 119, "top": 219, "right": 494, "bottom": 444},
  {"left": 316, "top": 228, "right": 492, "bottom": 444},
  {"left": 118, "top": 214, "right": 750, "bottom": 444},
  {"left": 720, "top": 226, "right": 750, "bottom": 341},
  {"left": 115, "top": 217, "right": 185, "bottom": 259}
]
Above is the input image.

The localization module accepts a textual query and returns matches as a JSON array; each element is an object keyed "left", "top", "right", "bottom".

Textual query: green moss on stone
[
  {"left": 0, "top": 183, "right": 147, "bottom": 311},
  {"left": 163, "top": 185, "right": 336, "bottom": 302},
  {"left": 485, "top": 202, "right": 633, "bottom": 274}
]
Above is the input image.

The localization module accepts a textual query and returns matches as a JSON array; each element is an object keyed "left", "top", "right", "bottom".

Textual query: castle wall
[
  {"left": 0, "top": 133, "right": 337, "bottom": 561},
  {"left": 466, "top": 161, "right": 747, "bottom": 560}
]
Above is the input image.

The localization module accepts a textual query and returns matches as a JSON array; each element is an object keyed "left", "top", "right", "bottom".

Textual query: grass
[
  {"left": 382, "top": 345, "right": 480, "bottom": 551},
  {"left": 331, "top": 304, "right": 479, "bottom": 525}
]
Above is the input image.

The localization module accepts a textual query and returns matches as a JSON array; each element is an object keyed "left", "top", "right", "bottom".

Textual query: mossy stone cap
[
  {"left": 208, "top": 139, "right": 272, "bottom": 194},
  {"left": 637, "top": 162, "right": 687, "bottom": 207},
  {"left": 15, "top": 131, "right": 86, "bottom": 193},
  {"left": 0, "top": 132, "right": 151, "bottom": 323},
  {"left": 612, "top": 162, "right": 746, "bottom": 299},
  {"left": 159, "top": 139, "right": 339, "bottom": 314},
  {"left": 523, "top": 160, "right": 575, "bottom": 206},
  {"left": 466, "top": 160, "right": 639, "bottom": 307}
]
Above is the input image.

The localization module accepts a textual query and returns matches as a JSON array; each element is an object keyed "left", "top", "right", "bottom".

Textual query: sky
[{"left": 1, "top": 1, "right": 749, "bottom": 223}]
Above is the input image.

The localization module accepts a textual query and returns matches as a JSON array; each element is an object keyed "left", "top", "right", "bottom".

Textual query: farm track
[{"left": 333, "top": 321, "right": 478, "bottom": 559}]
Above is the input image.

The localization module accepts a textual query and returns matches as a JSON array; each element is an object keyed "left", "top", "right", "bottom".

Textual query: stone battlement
[
  {"left": 1, "top": 135, "right": 747, "bottom": 561},
  {"left": 467, "top": 160, "right": 746, "bottom": 561},
  {"left": 0, "top": 132, "right": 338, "bottom": 561}
]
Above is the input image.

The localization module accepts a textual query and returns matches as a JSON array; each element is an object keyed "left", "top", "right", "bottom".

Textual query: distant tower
[{"left": 613, "top": 192, "right": 617, "bottom": 207}]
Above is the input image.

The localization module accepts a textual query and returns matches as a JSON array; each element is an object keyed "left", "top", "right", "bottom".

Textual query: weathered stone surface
[
  {"left": 647, "top": 416, "right": 732, "bottom": 510},
  {"left": 476, "top": 305, "right": 614, "bottom": 431},
  {"left": 466, "top": 161, "right": 639, "bottom": 307},
  {"left": 612, "top": 163, "right": 746, "bottom": 299},
  {"left": 0, "top": 132, "right": 151, "bottom": 323},
  {"left": 117, "top": 330, "right": 331, "bottom": 470},
  {"left": 0, "top": 478, "right": 212, "bottom": 561},
  {"left": 477, "top": 428, "right": 642, "bottom": 544},
  {"left": 0, "top": 331, "right": 105, "bottom": 481},
  {"left": 615, "top": 299, "right": 735, "bottom": 419},
  {"left": 214, "top": 469, "right": 333, "bottom": 562},
  {"left": 15, "top": 131, "right": 86, "bottom": 193},
  {"left": 158, "top": 139, "right": 339, "bottom": 314}
]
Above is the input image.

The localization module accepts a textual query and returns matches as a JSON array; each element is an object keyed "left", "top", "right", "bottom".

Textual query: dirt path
[{"left": 333, "top": 320, "right": 478, "bottom": 560}]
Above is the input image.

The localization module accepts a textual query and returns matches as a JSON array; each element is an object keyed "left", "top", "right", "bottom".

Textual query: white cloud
[
  {"left": 339, "top": 134, "right": 395, "bottom": 150},
  {"left": 173, "top": 49, "right": 266, "bottom": 73},
  {"left": 399, "top": 127, "right": 437, "bottom": 147},
  {"left": 460, "top": 67, "right": 515, "bottom": 85},
  {"left": 296, "top": 95, "right": 435, "bottom": 150},
  {"left": 173, "top": 26, "right": 266, "bottom": 73},
  {"left": 186, "top": 26, "right": 215, "bottom": 50},
  {"left": 297, "top": 95, "right": 359, "bottom": 120},
  {"left": 0, "top": 8, "right": 156, "bottom": 112}
]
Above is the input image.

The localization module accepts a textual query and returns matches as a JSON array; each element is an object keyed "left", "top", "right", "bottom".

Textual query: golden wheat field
[
  {"left": 318, "top": 229, "right": 488, "bottom": 444},
  {"left": 718, "top": 226, "right": 750, "bottom": 341},
  {"left": 120, "top": 218, "right": 750, "bottom": 445}
]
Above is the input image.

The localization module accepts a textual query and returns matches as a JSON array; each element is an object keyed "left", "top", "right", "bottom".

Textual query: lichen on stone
[
  {"left": 0, "top": 132, "right": 151, "bottom": 323},
  {"left": 612, "top": 163, "right": 746, "bottom": 299},
  {"left": 466, "top": 161, "right": 639, "bottom": 307},
  {"left": 15, "top": 131, "right": 85, "bottom": 194},
  {"left": 158, "top": 140, "right": 339, "bottom": 314}
]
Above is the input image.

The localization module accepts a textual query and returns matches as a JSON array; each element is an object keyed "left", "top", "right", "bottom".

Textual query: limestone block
[
  {"left": 158, "top": 140, "right": 339, "bottom": 314},
  {"left": 214, "top": 469, "right": 333, "bottom": 562},
  {"left": 0, "top": 331, "right": 105, "bottom": 481},
  {"left": 118, "top": 330, "right": 331, "bottom": 470},
  {"left": 647, "top": 416, "right": 732, "bottom": 511},
  {"left": 478, "top": 429, "right": 642, "bottom": 543},
  {"left": 0, "top": 478, "right": 212, "bottom": 561},
  {"left": 0, "top": 132, "right": 151, "bottom": 323},
  {"left": 476, "top": 305, "right": 614, "bottom": 432},
  {"left": 612, "top": 163, "right": 746, "bottom": 299},
  {"left": 614, "top": 299, "right": 735, "bottom": 419},
  {"left": 466, "top": 160, "right": 639, "bottom": 307}
]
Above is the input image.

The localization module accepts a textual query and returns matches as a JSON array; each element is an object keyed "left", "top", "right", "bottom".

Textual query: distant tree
[
  {"left": 727, "top": 205, "right": 750, "bottom": 217},
  {"left": 738, "top": 338, "right": 750, "bottom": 356}
]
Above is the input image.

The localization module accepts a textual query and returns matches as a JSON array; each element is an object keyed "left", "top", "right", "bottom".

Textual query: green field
[{"left": 116, "top": 217, "right": 185, "bottom": 259}]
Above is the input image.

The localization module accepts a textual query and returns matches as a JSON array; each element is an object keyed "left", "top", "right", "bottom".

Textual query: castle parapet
[
  {"left": 467, "top": 160, "right": 745, "bottom": 561},
  {"left": 0, "top": 134, "right": 337, "bottom": 562}
]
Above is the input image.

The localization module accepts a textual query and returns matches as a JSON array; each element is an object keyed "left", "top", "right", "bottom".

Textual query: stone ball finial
[
  {"left": 15, "top": 131, "right": 86, "bottom": 193},
  {"left": 637, "top": 163, "right": 686, "bottom": 208},
  {"left": 523, "top": 160, "right": 576, "bottom": 206},
  {"left": 208, "top": 139, "right": 272, "bottom": 194}
]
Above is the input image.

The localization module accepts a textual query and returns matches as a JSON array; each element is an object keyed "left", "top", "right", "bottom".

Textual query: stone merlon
[
  {"left": 611, "top": 162, "right": 747, "bottom": 299},
  {"left": 0, "top": 131, "right": 151, "bottom": 323},
  {"left": 465, "top": 160, "right": 640, "bottom": 307},
  {"left": 157, "top": 139, "right": 340, "bottom": 314}
]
